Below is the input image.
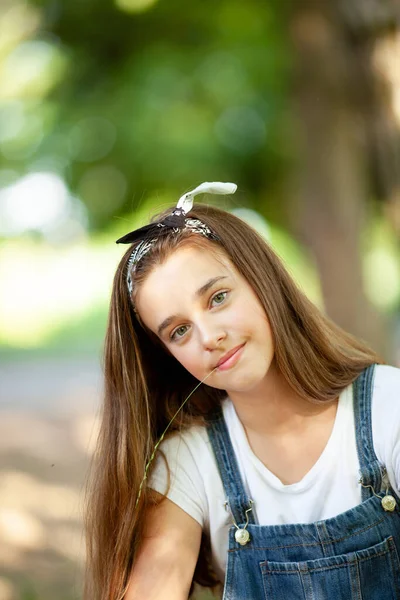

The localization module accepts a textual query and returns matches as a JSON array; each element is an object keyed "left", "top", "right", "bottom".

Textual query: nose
[{"left": 198, "top": 320, "right": 226, "bottom": 351}]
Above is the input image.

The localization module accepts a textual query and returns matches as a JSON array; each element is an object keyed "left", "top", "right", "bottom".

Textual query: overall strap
[
  {"left": 206, "top": 406, "right": 256, "bottom": 526},
  {"left": 353, "top": 364, "right": 383, "bottom": 500}
]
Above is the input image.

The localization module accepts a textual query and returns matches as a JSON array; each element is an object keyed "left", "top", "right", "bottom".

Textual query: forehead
[{"left": 135, "top": 245, "right": 234, "bottom": 320}]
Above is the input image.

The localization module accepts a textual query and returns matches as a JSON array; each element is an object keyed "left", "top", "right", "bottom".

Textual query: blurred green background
[{"left": 0, "top": 0, "right": 399, "bottom": 598}]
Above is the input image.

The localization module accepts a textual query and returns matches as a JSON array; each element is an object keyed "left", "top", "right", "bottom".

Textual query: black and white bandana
[{"left": 116, "top": 182, "right": 237, "bottom": 296}]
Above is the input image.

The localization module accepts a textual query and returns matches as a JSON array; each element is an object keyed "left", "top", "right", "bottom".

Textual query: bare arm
[{"left": 124, "top": 495, "right": 202, "bottom": 600}]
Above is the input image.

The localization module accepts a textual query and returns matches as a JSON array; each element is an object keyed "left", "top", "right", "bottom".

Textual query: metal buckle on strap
[{"left": 224, "top": 499, "right": 254, "bottom": 545}]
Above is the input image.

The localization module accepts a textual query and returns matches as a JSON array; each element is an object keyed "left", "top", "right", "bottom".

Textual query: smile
[{"left": 216, "top": 343, "right": 246, "bottom": 371}]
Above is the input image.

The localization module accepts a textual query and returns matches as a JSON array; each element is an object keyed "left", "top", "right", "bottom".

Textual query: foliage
[{"left": 0, "top": 0, "right": 291, "bottom": 231}]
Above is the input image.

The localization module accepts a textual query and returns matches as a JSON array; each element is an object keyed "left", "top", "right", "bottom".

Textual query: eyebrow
[{"left": 157, "top": 275, "right": 228, "bottom": 337}]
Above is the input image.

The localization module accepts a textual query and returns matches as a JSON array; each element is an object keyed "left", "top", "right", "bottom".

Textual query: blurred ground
[
  {"left": 0, "top": 355, "right": 215, "bottom": 600},
  {"left": 0, "top": 356, "right": 102, "bottom": 600}
]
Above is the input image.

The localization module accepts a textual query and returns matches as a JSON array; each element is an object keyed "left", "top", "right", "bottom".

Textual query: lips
[{"left": 215, "top": 343, "right": 246, "bottom": 369}]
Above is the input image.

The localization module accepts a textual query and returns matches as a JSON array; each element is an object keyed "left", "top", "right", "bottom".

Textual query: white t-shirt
[{"left": 149, "top": 365, "right": 400, "bottom": 582}]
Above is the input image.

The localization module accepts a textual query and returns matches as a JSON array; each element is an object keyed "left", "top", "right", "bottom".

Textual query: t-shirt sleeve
[
  {"left": 372, "top": 365, "right": 400, "bottom": 496},
  {"left": 148, "top": 432, "right": 207, "bottom": 527}
]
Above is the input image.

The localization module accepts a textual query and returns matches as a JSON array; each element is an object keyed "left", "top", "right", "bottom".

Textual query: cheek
[
  {"left": 238, "top": 303, "right": 274, "bottom": 351},
  {"left": 170, "top": 345, "right": 204, "bottom": 377},
  {"left": 230, "top": 301, "right": 268, "bottom": 332}
]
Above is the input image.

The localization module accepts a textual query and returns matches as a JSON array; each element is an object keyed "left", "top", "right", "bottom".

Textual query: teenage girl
[{"left": 84, "top": 182, "right": 400, "bottom": 600}]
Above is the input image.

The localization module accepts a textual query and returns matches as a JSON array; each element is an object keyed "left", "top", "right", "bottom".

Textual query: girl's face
[{"left": 135, "top": 244, "right": 275, "bottom": 394}]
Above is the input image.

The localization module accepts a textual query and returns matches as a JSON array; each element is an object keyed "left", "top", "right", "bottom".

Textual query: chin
[
  {"left": 203, "top": 378, "right": 229, "bottom": 392},
  {"left": 206, "top": 377, "right": 262, "bottom": 394},
  {"left": 224, "top": 373, "right": 264, "bottom": 394}
]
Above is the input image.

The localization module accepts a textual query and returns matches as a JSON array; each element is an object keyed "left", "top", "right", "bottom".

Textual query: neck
[{"left": 228, "top": 360, "right": 331, "bottom": 436}]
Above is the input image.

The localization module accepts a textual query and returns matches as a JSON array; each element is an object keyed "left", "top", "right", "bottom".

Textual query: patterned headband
[{"left": 116, "top": 181, "right": 237, "bottom": 296}]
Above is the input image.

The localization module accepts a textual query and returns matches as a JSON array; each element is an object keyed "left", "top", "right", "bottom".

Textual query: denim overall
[{"left": 206, "top": 365, "right": 400, "bottom": 599}]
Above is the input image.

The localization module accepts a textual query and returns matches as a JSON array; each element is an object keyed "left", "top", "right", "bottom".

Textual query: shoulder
[
  {"left": 371, "top": 364, "right": 400, "bottom": 428},
  {"left": 150, "top": 422, "right": 211, "bottom": 485},
  {"left": 159, "top": 397, "right": 232, "bottom": 462},
  {"left": 148, "top": 421, "right": 218, "bottom": 523},
  {"left": 371, "top": 365, "right": 400, "bottom": 482},
  {"left": 156, "top": 421, "right": 211, "bottom": 463},
  {"left": 373, "top": 364, "right": 400, "bottom": 397}
]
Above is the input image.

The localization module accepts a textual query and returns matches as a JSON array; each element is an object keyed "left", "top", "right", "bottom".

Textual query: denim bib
[{"left": 206, "top": 365, "right": 400, "bottom": 599}]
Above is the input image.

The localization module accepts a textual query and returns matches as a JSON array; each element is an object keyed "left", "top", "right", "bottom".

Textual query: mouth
[{"left": 215, "top": 343, "right": 246, "bottom": 371}]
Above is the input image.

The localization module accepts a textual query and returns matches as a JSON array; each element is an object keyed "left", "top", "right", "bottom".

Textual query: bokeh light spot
[
  {"left": 115, "top": 0, "right": 160, "bottom": 14},
  {"left": 0, "top": 39, "right": 67, "bottom": 100},
  {"left": 364, "top": 247, "right": 400, "bottom": 309},
  {"left": 0, "top": 100, "right": 25, "bottom": 143},
  {"left": 231, "top": 208, "right": 270, "bottom": 240},
  {"left": 0, "top": 111, "right": 44, "bottom": 161},
  {"left": 0, "top": 3, "right": 41, "bottom": 57},
  {"left": 0, "top": 508, "right": 45, "bottom": 549},
  {"left": 0, "top": 241, "right": 120, "bottom": 347},
  {"left": 0, "top": 172, "right": 69, "bottom": 235}
]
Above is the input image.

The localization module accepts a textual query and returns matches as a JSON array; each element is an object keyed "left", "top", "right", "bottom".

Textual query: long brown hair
[{"left": 84, "top": 203, "right": 382, "bottom": 600}]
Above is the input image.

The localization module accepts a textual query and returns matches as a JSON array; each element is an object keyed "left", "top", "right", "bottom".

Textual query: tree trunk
[{"left": 288, "top": 0, "right": 400, "bottom": 359}]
